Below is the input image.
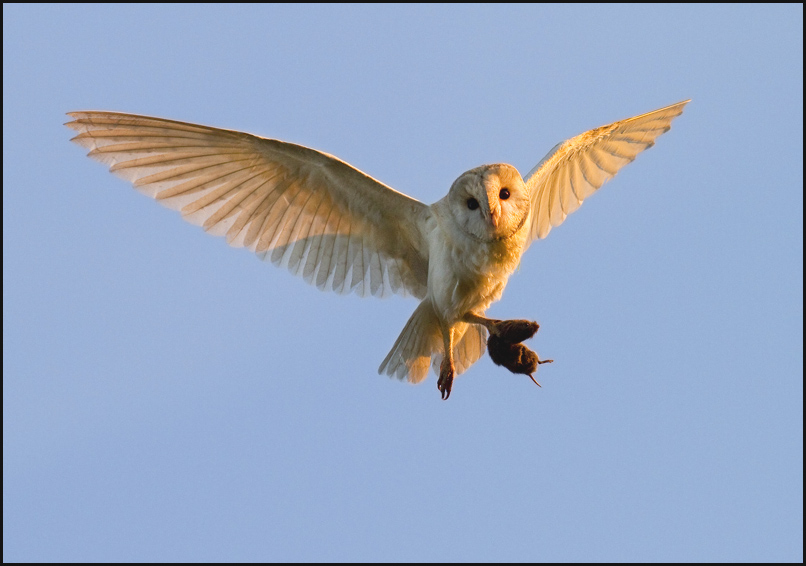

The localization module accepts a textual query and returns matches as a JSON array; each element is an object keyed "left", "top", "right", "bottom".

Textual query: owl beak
[
  {"left": 486, "top": 191, "right": 501, "bottom": 229},
  {"left": 489, "top": 208, "right": 500, "bottom": 229}
]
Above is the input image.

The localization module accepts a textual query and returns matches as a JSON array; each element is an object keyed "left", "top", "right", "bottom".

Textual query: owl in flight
[{"left": 67, "top": 100, "right": 688, "bottom": 399}]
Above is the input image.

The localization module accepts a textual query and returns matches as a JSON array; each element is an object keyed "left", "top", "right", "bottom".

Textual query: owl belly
[{"left": 427, "top": 234, "right": 520, "bottom": 325}]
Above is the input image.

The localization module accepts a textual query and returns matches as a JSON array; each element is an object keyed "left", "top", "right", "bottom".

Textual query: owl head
[{"left": 446, "top": 163, "right": 530, "bottom": 242}]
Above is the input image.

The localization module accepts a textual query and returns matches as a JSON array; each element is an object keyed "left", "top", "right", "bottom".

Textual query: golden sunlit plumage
[{"left": 67, "top": 100, "right": 688, "bottom": 399}]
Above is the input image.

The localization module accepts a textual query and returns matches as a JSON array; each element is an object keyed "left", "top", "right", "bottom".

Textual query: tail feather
[
  {"left": 379, "top": 300, "right": 442, "bottom": 383},
  {"left": 379, "top": 301, "right": 488, "bottom": 384},
  {"left": 455, "top": 323, "right": 488, "bottom": 374}
]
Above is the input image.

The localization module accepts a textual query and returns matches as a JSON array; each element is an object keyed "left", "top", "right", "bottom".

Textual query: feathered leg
[{"left": 437, "top": 325, "right": 456, "bottom": 400}]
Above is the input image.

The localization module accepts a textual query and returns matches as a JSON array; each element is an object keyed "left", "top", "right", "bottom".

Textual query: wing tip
[
  {"left": 665, "top": 99, "right": 692, "bottom": 110},
  {"left": 662, "top": 99, "right": 691, "bottom": 117}
]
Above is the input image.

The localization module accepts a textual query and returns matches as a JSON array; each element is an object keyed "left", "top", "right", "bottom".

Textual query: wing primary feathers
[
  {"left": 525, "top": 100, "right": 689, "bottom": 242},
  {"left": 66, "top": 110, "right": 430, "bottom": 299}
]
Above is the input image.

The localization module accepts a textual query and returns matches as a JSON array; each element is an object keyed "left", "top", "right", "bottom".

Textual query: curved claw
[
  {"left": 438, "top": 376, "right": 452, "bottom": 400},
  {"left": 527, "top": 374, "right": 542, "bottom": 387},
  {"left": 437, "top": 359, "right": 455, "bottom": 400}
]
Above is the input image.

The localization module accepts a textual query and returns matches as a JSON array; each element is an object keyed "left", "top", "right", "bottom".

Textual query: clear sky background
[{"left": 3, "top": 4, "right": 802, "bottom": 562}]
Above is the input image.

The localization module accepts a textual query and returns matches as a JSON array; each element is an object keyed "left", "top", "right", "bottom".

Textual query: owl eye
[
  {"left": 499, "top": 188, "right": 510, "bottom": 200},
  {"left": 467, "top": 198, "right": 479, "bottom": 210}
]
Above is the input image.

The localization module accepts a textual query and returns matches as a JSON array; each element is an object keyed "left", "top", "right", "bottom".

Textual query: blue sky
[{"left": 3, "top": 4, "right": 802, "bottom": 562}]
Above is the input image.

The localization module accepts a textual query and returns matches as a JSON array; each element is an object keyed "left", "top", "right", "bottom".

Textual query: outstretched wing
[
  {"left": 525, "top": 100, "right": 689, "bottom": 242},
  {"left": 66, "top": 112, "right": 430, "bottom": 298}
]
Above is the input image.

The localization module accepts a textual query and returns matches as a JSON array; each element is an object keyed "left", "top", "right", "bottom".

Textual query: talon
[
  {"left": 438, "top": 359, "right": 454, "bottom": 400},
  {"left": 439, "top": 379, "right": 452, "bottom": 400}
]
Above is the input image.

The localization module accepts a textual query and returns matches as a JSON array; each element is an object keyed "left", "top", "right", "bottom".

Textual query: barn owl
[{"left": 66, "top": 100, "right": 689, "bottom": 399}]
